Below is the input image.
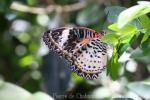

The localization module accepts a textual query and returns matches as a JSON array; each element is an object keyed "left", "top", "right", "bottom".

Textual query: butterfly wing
[
  {"left": 43, "top": 27, "right": 84, "bottom": 55},
  {"left": 71, "top": 39, "right": 107, "bottom": 79},
  {"left": 43, "top": 27, "right": 107, "bottom": 80}
]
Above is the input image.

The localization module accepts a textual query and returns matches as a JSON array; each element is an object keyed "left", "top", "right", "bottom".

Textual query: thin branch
[{"left": 10, "top": 1, "right": 87, "bottom": 14}]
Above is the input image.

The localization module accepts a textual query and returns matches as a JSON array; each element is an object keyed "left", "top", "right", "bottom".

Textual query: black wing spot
[
  {"left": 87, "top": 44, "right": 92, "bottom": 48},
  {"left": 86, "top": 51, "right": 88, "bottom": 53},
  {"left": 97, "top": 56, "right": 101, "bottom": 58},
  {"left": 78, "top": 50, "right": 82, "bottom": 54},
  {"left": 82, "top": 46, "right": 87, "bottom": 51},
  {"left": 90, "top": 55, "right": 93, "bottom": 58},
  {"left": 94, "top": 50, "right": 97, "bottom": 54},
  {"left": 88, "top": 66, "right": 91, "bottom": 68},
  {"left": 102, "top": 53, "right": 105, "bottom": 55}
]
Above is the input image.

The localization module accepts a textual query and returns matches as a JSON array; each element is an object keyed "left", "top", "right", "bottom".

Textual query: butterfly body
[{"left": 43, "top": 27, "right": 107, "bottom": 80}]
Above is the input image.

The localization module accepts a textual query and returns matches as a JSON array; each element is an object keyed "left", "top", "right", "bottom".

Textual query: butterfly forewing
[{"left": 43, "top": 27, "right": 107, "bottom": 80}]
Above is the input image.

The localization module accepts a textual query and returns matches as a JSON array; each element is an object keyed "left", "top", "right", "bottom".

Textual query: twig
[{"left": 10, "top": 1, "right": 87, "bottom": 14}]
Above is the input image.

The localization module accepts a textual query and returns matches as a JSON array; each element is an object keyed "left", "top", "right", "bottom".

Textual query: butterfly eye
[{"left": 100, "top": 31, "right": 106, "bottom": 36}]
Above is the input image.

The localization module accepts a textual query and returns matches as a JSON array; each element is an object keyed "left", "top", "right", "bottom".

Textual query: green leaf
[
  {"left": 108, "top": 23, "right": 137, "bottom": 44},
  {"left": 71, "top": 73, "right": 84, "bottom": 82},
  {"left": 19, "top": 55, "right": 35, "bottom": 67},
  {"left": 118, "top": 4, "right": 150, "bottom": 28},
  {"left": 105, "top": 6, "right": 126, "bottom": 22},
  {"left": 108, "top": 23, "right": 137, "bottom": 34},
  {"left": 141, "top": 25, "right": 150, "bottom": 44},
  {"left": 27, "top": 0, "right": 38, "bottom": 6},
  {"left": 141, "top": 30, "right": 150, "bottom": 44},
  {"left": 27, "top": 92, "right": 54, "bottom": 100},
  {"left": 127, "top": 82, "right": 150, "bottom": 99},
  {"left": 107, "top": 47, "right": 119, "bottom": 80},
  {"left": 119, "top": 31, "right": 136, "bottom": 44},
  {"left": 76, "top": 4, "right": 104, "bottom": 26},
  {"left": 108, "top": 23, "right": 119, "bottom": 32},
  {"left": 118, "top": 43, "right": 130, "bottom": 56},
  {"left": 101, "top": 33, "right": 119, "bottom": 46},
  {"left": 0, "top": 81, "right": 31, "bottom": 100},
  {"left": 139, "top": 15, "right": 150, "bottom": 29}
]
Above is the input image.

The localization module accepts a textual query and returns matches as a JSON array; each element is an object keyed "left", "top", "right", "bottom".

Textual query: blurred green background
[{"left": 0, "top": 0, "right": 150, "bottom": 100}]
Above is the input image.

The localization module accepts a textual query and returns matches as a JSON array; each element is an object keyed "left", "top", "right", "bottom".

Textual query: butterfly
[{"left": 43, "top": 27, "right": 107, "bottom": 80}]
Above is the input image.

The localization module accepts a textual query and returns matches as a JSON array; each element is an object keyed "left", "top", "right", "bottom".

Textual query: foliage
[{"left": 102, "top": 1, "right": 150, "bottom": 80}]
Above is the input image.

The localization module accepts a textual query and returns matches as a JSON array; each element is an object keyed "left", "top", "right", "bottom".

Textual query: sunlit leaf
[
  {"left": 108, "top": 23, "right": 137, "bottom": 44},
  {"left": 19, "top": 55, "right": 35, "bottom": 67},
  {"left": 108, "top": 23, "right": 137, "bottom": 34},
  {"left": 119, "top": 31, "right": 136, "bottom": 44},
  {"left": 71, "top": 73, "right": 84, "bottom": 82},
  {"left": 139, "top": 15, "right": 150, "bottom": 29},
  {"left": 141, "top": 30, "right": 150, "bottom": 44},
  {"left": 118, "top": 4, "right": 150, "bottom": 28},
  {"left": 108, "top": 23, "right": 119, "bottom": 32},
  {"left": 101, "top": 33, "right": 119, "bottom": 46}
]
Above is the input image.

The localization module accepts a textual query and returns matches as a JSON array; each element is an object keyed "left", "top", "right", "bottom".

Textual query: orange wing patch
[{"left": 80, "top": 38, "right": 91, "bottom": 45}]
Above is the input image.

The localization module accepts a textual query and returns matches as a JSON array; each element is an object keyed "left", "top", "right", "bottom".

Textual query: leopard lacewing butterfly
[{"left": 43, "top": 27, "right": 107, "bottom": 80}]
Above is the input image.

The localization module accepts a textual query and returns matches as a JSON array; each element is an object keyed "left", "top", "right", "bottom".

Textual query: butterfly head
[{"left": 94, "top": 31, "right": 105, "bottom": 38}]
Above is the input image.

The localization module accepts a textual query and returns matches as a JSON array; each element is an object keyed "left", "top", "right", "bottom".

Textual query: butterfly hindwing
[{"left": 71, "top": 39, "right": 107, "bottom": 79}]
